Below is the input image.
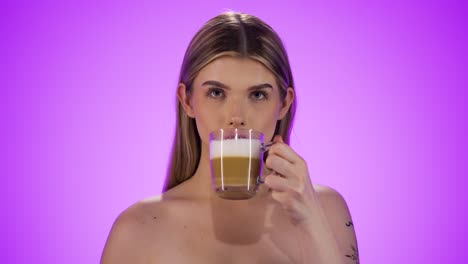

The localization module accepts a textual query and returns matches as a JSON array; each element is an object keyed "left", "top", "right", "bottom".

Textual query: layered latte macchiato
[{"left": 210, "top": 138, "right": 263, "bottom": 200}]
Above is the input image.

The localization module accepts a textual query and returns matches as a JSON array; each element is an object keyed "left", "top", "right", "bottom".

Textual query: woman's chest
[
  {"left": 150, "top": 204, "right": 305, "bottom": 263},
  {"left": 158, "top": 231, "right": 302, "bottom": 264}
]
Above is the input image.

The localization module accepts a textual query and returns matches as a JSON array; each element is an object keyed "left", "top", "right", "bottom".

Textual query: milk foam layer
[{"left": 210, "top": 138, "right": 262, "bottom": 159}]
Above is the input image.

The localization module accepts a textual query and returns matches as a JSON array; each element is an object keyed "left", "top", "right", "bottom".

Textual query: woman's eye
[
  {"left": 251, "top": 91, "right": 268, "bottom": 100},
  {"left": 207, "top": 88, "right": 224, "bottom": 98}
]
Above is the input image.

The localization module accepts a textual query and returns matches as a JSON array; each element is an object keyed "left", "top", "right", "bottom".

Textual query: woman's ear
[
  {"left": 278, "top": 87, "right": 294, "bottom": 120},
  {"left": 177, "top": 83, "right": 195, "bottom": 118}
]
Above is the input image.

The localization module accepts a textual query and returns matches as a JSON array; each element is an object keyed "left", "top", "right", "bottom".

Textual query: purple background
[{"left": 2, "top": 0, "right": 467, "bottom": 263}]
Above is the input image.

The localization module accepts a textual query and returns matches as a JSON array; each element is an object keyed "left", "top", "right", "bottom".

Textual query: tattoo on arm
[
  {"left": 344, "top": 221, "right": 359, "bottom": 263},
  {"left": 345, "top": 245, "right": 359, "bottom": 263}
]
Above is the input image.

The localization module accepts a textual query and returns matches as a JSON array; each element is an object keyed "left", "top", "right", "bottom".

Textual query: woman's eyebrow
[
  {"left": 247, "top": 83, "right": 273, "bottom": 91},
  {"left": 201, "top": 80, "right": 273, "bottom": 91},
  {"left": 201, "top": 80, "right": 229, "bottom": 89}
]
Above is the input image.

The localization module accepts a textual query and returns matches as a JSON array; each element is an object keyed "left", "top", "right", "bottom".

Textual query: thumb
[{"left": 273, "top": 135, "right": 284, "bottom": 144}]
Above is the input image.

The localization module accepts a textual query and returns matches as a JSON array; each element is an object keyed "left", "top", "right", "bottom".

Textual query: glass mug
[{"left": 209, "top": 128, "right": 272, "bottom": 200}]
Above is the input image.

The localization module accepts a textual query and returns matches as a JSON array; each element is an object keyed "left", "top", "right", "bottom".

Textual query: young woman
[{"left": 101, "top": 11, "right": 359, "bottom": 264}]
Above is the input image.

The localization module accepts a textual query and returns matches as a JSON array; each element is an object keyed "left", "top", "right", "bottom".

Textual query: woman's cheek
[
  {"left": 264, "top": 108, "right": 282, "bottom": 138},
  {"left": 194, "top": 108, "right": 222, "bottom": 144}
]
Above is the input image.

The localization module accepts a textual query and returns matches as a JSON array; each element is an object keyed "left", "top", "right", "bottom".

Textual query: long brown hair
[{"left": 163, "top": 12, "right": 297, "bottom": 191}]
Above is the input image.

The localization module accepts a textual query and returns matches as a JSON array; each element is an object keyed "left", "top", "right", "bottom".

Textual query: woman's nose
[
  {"left": 226, "top": 97, "right": 246, "bottom": 128},
  {"left": 229, "top": 116, "right": 245, "bottom": 127}
]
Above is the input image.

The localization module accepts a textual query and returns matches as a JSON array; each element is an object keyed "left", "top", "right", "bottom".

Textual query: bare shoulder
[
  {"left": 313, "top": 183, "right": 355, "bottom": 226},
  {"left": 100, "top": 182, "right": 199, "bottom": 264},
  {"left": 313, "top": 184, "right": 359, "bottom": 260},
  {"left": 314, "top": 184, "right": 350, "bottom": 213},
  {"left": 100, "top": 196, "right": 163, "bottom": 264},
  {"left": 100, "top": 191, "right": 188, "bottom": 264}
]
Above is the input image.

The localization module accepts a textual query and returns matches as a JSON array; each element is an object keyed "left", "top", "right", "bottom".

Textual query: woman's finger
[
  {"left": 268, "top": 135, "right": 303, "bottom": 165},
  {"left": 264, "top": 173, "right": 301, "bottom": 193},
  {"left": 265, "top": 154, "right": 296, "bottom": 179}
]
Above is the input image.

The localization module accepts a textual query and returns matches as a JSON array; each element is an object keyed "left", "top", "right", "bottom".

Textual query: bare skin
[
  {"left": 101, "top": 56, "right": 359, "bottom": 263},
  {"left": 101, "top": 178, "right": 357, "bottom": 263}
]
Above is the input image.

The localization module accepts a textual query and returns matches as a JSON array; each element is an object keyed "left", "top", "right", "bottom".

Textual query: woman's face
[{"left": 179, "top": 55, "right": 293, "bottom": 146}]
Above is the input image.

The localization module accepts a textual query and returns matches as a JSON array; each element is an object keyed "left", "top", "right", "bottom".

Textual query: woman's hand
[
  {"left": 264, "top": 135, "right": 358, "bottom": 264},
  {"left": 264, "top": 135, "right": 319, "bottom": 226}
]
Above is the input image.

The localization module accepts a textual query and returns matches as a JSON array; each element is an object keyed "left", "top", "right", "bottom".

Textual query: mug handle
[
  {"left": 257, "top": 141, "right": 275, "bottom": 184},
  {"left": 260, "top": 141, "right": 274, "bottom": 152}
]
